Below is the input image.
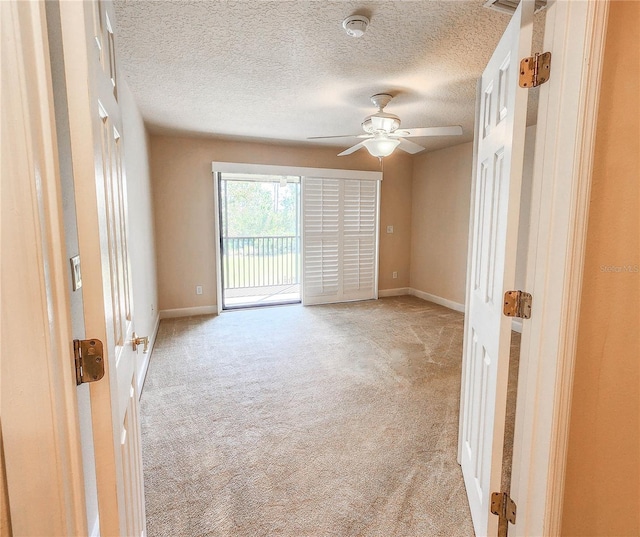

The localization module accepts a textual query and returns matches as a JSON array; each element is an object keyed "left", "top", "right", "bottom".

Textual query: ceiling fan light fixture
[{"left": 362, "top": 136, "right": 400, "bottom": 158}]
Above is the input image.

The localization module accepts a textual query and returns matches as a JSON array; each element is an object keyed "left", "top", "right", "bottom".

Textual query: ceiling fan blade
[
  {"left": 394, "top": 126, "right": 463, "bottom": 138},
  {"left": 396, "top": 138, "right": 426, "bottom": 155},
  {"left": 308, "top": 134, "right": 370, "bottom": 140},
  {"left": 338, "top": 142, "right": 366, "bottom": 156}
]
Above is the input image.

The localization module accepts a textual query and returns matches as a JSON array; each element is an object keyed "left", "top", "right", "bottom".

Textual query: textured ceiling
[{"left": 114, "top": 0, "right": 544, "bottom": 153}]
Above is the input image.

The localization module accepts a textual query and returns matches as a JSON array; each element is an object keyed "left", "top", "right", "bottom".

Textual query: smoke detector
[{"left": 342, "top": 15, "right": 369, "bottom": 38}]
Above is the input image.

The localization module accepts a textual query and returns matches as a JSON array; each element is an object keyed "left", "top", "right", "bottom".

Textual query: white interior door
[
  {"left": 459, "top": 1, "right": 533, "bottom": 535},
  {"left": 60, "top": 1, "right": 146, "bottom": 535}
]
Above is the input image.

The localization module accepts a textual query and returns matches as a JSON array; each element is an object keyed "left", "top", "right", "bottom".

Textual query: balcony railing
[{"left": 222, "top": 236, "right": 301, "bottom": 290}]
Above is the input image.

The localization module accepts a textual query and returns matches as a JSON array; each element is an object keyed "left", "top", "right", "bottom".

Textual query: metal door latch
[{"left": 132, "top": 332, "right": 149, "bottom": 353}]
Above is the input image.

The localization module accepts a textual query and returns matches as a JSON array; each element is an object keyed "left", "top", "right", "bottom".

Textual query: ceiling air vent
[{"left": 484, "top": 0, "right": 547, "bottom": 15}]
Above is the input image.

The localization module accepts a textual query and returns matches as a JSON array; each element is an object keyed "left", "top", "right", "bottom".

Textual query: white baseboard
[
  {"left": 137, "top": 314, "right": 160, "bottom": 398},
  {"left": 89, "top": 514, "right": 100, "bottom": 537},
  {"left": 150, "top": 312, "right": 160, "bottom": 347},
  {"left": 378, "top": 287, "right": 411, "bottom": 297},
  {"left": 380, "top": 288, "right": 521, "bottom": 327},
  {"left": 378, "top": 287, "right": 465, "bottom": 313},
  {"left": 408, "top": 288, "right": 465, "bottom": 313},
  {"left": 159, "top": 305, "right": 218, "bottom": 319}
]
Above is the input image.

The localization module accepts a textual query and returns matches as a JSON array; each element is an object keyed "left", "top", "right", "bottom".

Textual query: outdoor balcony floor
[{"left": 223, "top": 284, "right": 301, "bottom": 308}]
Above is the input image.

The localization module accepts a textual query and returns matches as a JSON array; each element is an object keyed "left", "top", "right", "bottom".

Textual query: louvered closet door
[{"left": 302, "top": 177, "right": 379, "bottom": 305}]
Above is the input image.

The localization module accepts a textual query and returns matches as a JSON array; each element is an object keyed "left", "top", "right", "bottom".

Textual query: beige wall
[
  {"left": 150, "top": 135, "right": 413, "bottom": 310},
  {"left": 379, "top": 153, "right": 414, "bottom": 289},
  {"left": 121, "top": 80, "right": 158, "bottom": 386},
  {"left": 410, "top": 142, "right": 473, "bottom": 305},
  {"left": 151, "top": 122, "right": 534, "bottom": 313},
  {"left": 561, "top": 2, "right": 640, "bottom": 535},
  {"left": 409, "top": 126, "right": 536, "bottom": 307}
]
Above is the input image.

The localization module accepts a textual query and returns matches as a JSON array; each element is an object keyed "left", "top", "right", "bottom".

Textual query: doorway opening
[{"left": 218, "top": 172, "right": 301, "bottom": 309}]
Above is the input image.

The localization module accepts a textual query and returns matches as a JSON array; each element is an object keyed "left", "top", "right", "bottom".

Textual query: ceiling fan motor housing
[{"left": 362, "top": 112, "right": 401, "bottom": 134}]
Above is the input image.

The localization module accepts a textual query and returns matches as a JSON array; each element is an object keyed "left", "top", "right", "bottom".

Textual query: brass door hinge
[
  {"left": 503, "top": 290, "right": 532, "bottom": 319},
  {"left": 491, "top": 491, "right": 517, "bottom": 525},
  {"left": 519, "top": 52, "right": 551, "bottom": 88},
  {"left": 74, "top": 339, "right": 105, "bottom": 385}
]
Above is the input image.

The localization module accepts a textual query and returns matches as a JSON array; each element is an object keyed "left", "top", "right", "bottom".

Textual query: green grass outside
[{"left": 223, "top": 252, "right": 300, "bottom": 289}]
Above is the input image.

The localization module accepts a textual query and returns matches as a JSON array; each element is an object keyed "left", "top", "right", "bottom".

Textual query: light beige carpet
[{"left": 140, "top": 296, "right": 477, "bottom": 536}]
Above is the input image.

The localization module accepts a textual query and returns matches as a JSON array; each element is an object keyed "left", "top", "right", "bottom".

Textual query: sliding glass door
[{"left": 218, "top": 173, "right": 301, "bottom": 309}]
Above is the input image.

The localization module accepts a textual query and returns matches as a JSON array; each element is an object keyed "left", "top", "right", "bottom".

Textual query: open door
[
  {"left": 458, "top": 1, "right": 533, "bottom": 535},
  {"left": 59, "top": 1, "right": 146, "bottom": 535}
]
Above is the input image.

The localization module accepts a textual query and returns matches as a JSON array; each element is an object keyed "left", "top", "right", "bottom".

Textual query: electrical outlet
[
  {"left": 196, "top": 285, "right": 203, "bottom": 295},
  {"left": 386, "top": 225, "right": 394, "bottom": 234},
  {"left": 392, "top": 271, "right": 398, "bottom": 279}
]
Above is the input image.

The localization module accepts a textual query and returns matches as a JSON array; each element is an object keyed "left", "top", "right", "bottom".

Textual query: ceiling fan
[{"left": 309, "top": 93, "right": 463, "bottom": 158}]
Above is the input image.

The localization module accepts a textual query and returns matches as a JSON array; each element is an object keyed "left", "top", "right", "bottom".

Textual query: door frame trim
[
  {"left": 1, "top": 0, "right": 87, "bottom": 533},
  {"left": 213, "top": 171, "right": 224, "bottom": 313},
  {"left": 511, "top": 1, "right": 610, "bottom": 535}
]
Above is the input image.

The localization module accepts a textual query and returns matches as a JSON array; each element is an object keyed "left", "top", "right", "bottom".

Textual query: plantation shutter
[{"left": 302, "top": 177, "right": 379, "bottom": 305}]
